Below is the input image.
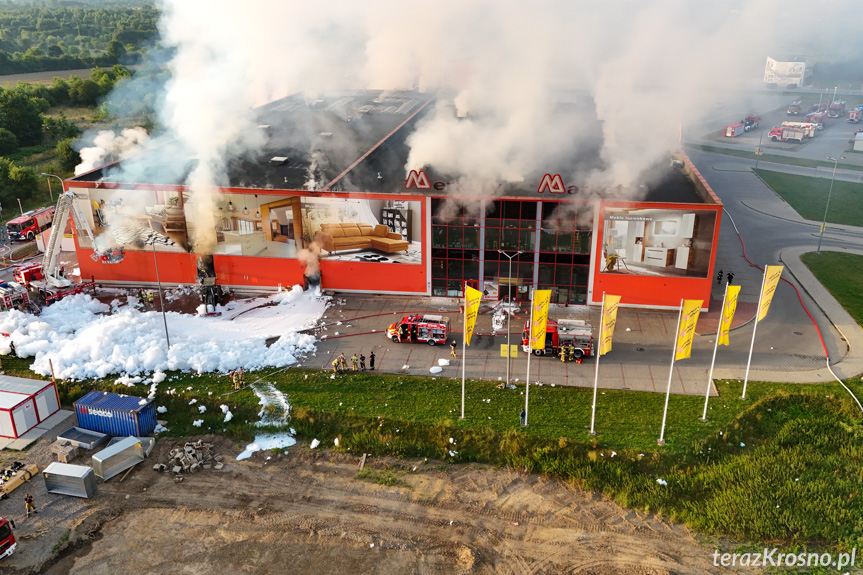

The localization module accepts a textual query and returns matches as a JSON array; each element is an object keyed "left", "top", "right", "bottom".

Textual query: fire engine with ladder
[
  {"left": 522, "top": 318, "right": 595, "bottom": 359},
  {"left": 13, "top": 189, "right": 124, "bottom": 307},
  {"left": 387, "top": 314, "right": 450, "bottom": 345}
]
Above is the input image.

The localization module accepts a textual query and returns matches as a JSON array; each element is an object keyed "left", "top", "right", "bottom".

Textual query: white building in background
[{"left": 764, "top": 57, "right": 806, "bottom": 87}]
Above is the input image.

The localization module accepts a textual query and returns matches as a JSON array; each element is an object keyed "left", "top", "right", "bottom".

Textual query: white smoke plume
[
  {"left": 75, "top": 127, "right": 149, "bottom": 176},
  {"left": 92, "top": 0, "right": 860, "bottom": 229}
]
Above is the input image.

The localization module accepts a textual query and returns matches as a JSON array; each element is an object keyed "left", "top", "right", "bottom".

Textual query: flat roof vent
[
  {"left": 319, "top": 132, "right": 333, "bottom": 137},
  {"left": 270, "top": 156, "right": 289, "bottom": 166}
]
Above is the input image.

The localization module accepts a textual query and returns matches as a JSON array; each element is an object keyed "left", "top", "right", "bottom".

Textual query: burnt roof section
[{"left": 70, "top": 89, "right": 704, "bottom": 204}]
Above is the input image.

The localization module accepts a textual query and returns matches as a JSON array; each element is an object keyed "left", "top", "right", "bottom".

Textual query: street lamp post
[
  {"left": 40, "top": 173, "right": 64, "bottom": 203},
  {"left": 498, "top": 249, "right": 522, "bottom": 385},
  {"left": 151, "top": 241, "right": 172, "bottom": 349},
  {"left": 816, "top": 156, "right": 844, "bottom": 254}
]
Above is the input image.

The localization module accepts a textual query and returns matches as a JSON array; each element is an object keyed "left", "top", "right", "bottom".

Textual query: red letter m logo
[
  {"left": 405, "top": 170, "right": 431, "bottom": 189},
  {"left": 537, "top": 174, "right": 566, "bottom": 194}
]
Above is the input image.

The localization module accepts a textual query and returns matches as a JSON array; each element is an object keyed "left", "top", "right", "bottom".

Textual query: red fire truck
[
  {"left": 827, "top": 100, "right": 846, "bottom": 118},
  {"left": 848, "top": 108, "right": 862, "bottom": 124},
  {"left": 387, "top": 314, "right": 450, "bottom": 345},
  {"left": 13, "top": 262, "right": 96, "bottom": 306},
  {"left": 0, "top": 280, "right": 31, "bottom": 312},
  {"left": 0, "top": 516, "right": 16, "bottom": 561},
  {"left": 6, "top": 206, "right": 55, "bottom": 241},
  {"left": 521, "top": 319, "right": 595, "bottom": 359}
]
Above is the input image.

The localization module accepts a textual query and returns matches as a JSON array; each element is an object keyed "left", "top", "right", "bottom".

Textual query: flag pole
[
  {"left": 658, "top": 299, "right": 685, "bottom": 446},
  {"left": 460, "top": 289, "right": 467, "bottom": 420},
  {"left": 702, "top": 283, "right": 729, "bottom": 422},
  {"left": 589, "top": 292, "right": 606, "bottom": 436},
  {"left": 742, "top": 268, "right": 768, "bottom": 400},
  {"left": 523, "top": 287, "right": 535, "bottom": 427}
]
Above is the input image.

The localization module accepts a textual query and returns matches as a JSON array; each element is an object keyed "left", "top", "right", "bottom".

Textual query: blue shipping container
[{"left": 74, "top": 391, "right": 157, "bottom": 437}]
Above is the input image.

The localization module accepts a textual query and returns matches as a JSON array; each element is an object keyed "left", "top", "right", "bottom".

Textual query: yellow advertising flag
[
  {"left": 717, "top": 285, "right": 741, "bottom": 346},
  {"left": 463, "top": 285, "right": 482, "bottom": 346},
  {"left": 599, "top": 294, "right": 622, "bottom": 356},
  {"left": 530, "top": 290, "right": 551, "bottom": 350},
  {"left": 675, "top": 299, "right": 703, "bottom": 360},
  {"left": 757, "top": 265, "right": 783, "bottom": 322}
]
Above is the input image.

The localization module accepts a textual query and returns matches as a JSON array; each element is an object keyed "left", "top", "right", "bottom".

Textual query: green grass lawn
[
  {"left": 754, "top": 169, "right": 863, "bottom": 225},
  {"left": 2, "top": 352, "right": 858, "bottom": 550},
  {"left": 801, "top": 251, "right": 863, "bottom": 328}
]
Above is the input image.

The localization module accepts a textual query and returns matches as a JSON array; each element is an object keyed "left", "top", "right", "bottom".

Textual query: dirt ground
[{"left": 0, "top": 429, "right": 746, "bottom": 575}]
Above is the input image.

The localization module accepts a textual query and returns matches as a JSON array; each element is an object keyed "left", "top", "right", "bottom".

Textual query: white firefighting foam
[{"left": 0, "top": 286, "right": 328, "bottom": 380}]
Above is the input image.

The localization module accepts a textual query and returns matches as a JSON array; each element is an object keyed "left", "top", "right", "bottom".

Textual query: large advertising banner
[
  {"left": 73, "top": 188, "right": 193, "bottom": 255},
  {"left": 600, "top": 207, "right": 717, "bottom": 278},
  {"left": 301, "top": 197, "right": 423, "bottom": 265}
]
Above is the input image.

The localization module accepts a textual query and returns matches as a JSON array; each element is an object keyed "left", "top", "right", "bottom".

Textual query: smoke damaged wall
[{"left": 85, "top": 0, "right": 857, "bottom": 231}]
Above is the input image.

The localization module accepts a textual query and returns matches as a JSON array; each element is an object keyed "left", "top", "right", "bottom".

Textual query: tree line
[
  {"left": 0, "top": 3, "right": 157, "bottom": 75},
  {"left": 0, "top": 65, "right": 132, "bottom": 211}
]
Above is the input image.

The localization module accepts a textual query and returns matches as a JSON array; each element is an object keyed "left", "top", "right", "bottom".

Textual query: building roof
[{"left": 71, "top": 89, "right": 707, "bottom": 204}]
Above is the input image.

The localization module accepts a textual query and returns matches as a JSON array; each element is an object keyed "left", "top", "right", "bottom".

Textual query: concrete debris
[{"left": 157, "top": 440, "right": 223, "bottom": 477}]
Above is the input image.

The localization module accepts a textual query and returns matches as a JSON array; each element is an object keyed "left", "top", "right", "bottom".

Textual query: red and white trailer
[
  {"left": 0, "top": 375, "right": 61, "bottom": 439},
  {"left": 724, "top": 123, "right": 746, "bottom": 137}
]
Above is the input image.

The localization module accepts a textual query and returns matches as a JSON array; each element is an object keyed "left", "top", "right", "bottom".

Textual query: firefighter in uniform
[
  {"left": 567, "top": 346, "right": 575, "bottom": 363},
  {"left": 559, "top": 346, "right": 566, "bottom": 362},
  {"left": 332, "top": 358, "right": 341, "bottom": 374}
]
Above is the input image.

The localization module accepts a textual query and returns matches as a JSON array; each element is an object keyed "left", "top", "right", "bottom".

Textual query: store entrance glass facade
[{"left": 431, "top": 197, "right": 592, "bottom": 304}]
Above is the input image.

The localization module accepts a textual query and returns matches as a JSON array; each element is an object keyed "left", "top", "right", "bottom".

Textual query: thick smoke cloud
[{"left": 85, "top": 0, "right": 858, "bottom": 235}]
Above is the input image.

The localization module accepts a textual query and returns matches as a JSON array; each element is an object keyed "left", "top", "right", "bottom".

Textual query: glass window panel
[
  {"left": 484, "top": 260, "right": 498, "bottom": 279},
  {"left": 502, "top": 201, "right": 520, "bottom": 220},
  {"left": 447, "top": 280, "right": 463, "bottom": 297},
  {"left": 557, "top": 231, "right": 574, "bottom": 252},
  {"left": 539, "top": 229, "right": 556, "bottom": 251},
  {"left": 500, "top": 229, "right": 519, "bottom": 251},
  {"left": 432, "top": 226, "right": 446, "bottom": 248},
  {"left": 519, "top": 229, "right": 535, "bottom": 252},
  {"left": 520, "top": 201, "right": 537, "bottom": 221},
  {"left": 447, "top": 227, "right": 462, "bottom": 248},
  {"left": 464, "top": 260, "right": 479, "bottom": 279},
  {"left": 537, "top": 264, "right": 553, "bottom": 284},
  {"left": 555, "top": 264, "right": 571, "bottom": 285},
  {"left": 463, "top": 227, "right": 480, "bottom": 249},
  {"left": 541, "top": 201, "right": 558, "bottom": 223},
  {"left": 447, "top": 259, "right": 463, "bottom": 278},
  {"left": 484, "top": 228, "right": 500, "bottom": 250},
  {"left": 432, "top": 259, "right": 446, "bottom": 278}
]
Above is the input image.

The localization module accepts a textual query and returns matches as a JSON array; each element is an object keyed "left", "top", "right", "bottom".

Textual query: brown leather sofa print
[{"left": 314, "top": 223, "right": 409, "bottom": 255}]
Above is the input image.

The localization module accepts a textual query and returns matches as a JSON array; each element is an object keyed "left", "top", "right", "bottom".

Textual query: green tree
[
  {"left": 67, "top": 76, "right": 100, "bottom": 106},
  {"left": 55, "top": 137, "right": 79, "bottom": 173},
  {"left": 47, "top": 77, "right": 70, "bottom": 104},
  {"left": 0, "top": 157, "right": 37, "bottom": 207},
  {"left": 105, "top": 38, "right": 125, "bottom": 62},
  {"left": 0, "top": 127, "right": 17, "bottom": 155},
  {"left": 0, "top": 88, "right": 45, "bottom": 146}
]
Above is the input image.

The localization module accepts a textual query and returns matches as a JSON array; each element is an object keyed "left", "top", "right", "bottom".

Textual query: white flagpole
[
  {"left": 702, "top": 283, "right": 729, "bottom": 421},
  {"left": 523, "top": 288, "right": 535, "bottom": 427},
  {"left": 460, "top": 291, "right": 467, "bottom": 420},
  {"left": 742, "top": 268, "right": 768, "bottom": 400},
  {"left": 589, "top": 292, "right": 606, "bottom": 436},
  {"left": 658, "top": 299, "right": 685, "bottom": 446}
]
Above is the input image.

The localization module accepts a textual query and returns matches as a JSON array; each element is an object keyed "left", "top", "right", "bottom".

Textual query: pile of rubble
[{"left": 153, "top": 439, "right": 223, "bottom": 480}]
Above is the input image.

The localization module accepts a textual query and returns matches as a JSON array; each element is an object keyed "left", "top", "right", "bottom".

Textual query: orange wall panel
[{"left": 77, "top": 247, "right": 198, "bottom": 284}]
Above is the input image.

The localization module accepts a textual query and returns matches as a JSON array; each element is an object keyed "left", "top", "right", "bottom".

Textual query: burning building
[{"left": 64, "top": 90, "right": 721, "bottom": 310}]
